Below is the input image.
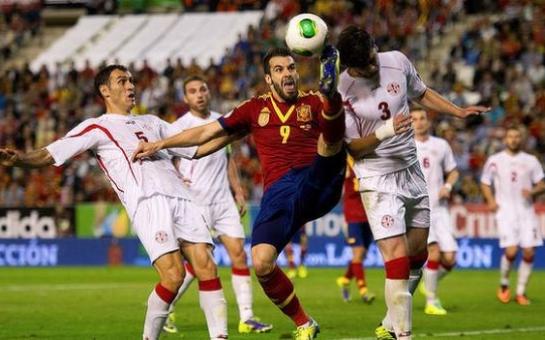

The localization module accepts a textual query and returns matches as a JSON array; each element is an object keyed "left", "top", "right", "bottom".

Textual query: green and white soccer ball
[{"left": 285, "top": 13, "right": 328, "bottom": 57}]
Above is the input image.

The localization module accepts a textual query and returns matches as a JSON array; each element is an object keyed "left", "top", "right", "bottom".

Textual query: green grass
[{"left": 0, "top": 267, "right": 544, "bottom": 339}]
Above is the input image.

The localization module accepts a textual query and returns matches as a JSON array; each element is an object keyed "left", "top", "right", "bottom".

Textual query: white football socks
[
  {"left": 231, "top": 271, "right": 254, "bottom": 321},
  {"left": 516, "top": 259, "right": 533, "bottom": 296},
  {"left": 500, "top": 254, "right": 513, "bottom": 287},
  {"left": 423, "top": 267, "right": 439, "bottom": 301},
  {"left": 385, "top": 278, "right": 412, "bottom": 339},
  {"left": 143, "top": 285, "right": 174, "bottom": 340},
  {"left": 199, "top": 279, "right": 228, "bottom": 339}
]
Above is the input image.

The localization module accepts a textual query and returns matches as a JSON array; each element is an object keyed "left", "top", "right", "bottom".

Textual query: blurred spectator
[{"left": 0, "top": 0, "right": 42, "bottom": 62}]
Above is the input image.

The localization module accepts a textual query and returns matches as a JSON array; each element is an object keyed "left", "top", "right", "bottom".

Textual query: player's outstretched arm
[
  {"left": 0, "top": 148, "right": 54, "bottom": 168},
  {"left": 415, "top": 88, "right": 490, "bottom": 118},
  {"left": 347, "top": 114, "right": 412, "bottom": 160},
  {"left": 194, "top": 131, "right": 246, "bottom": 159},
  {"left": 133, "top": 121, "right": 227, "bottom": 161}
]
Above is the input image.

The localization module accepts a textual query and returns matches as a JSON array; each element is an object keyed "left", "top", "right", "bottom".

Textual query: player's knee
[
  {"left": 522, "top": 248, "right": 535, "bottom": 262},
  {"left": 194, "top": 257, "right": 218, "bottom": 281},
  {"left": 161, "top": 266, "right": 185, "bottom": 290},
  {"left": 504, "top": 248, "right": 518, "bottom": 260},
  {"left": 427, "top": 245, "right": 441, "bottom": 262},
  {"left": 230, "top": 247, "right": 248, "bottom": 268},
  {"left": 352, "top": 246, "right": 365, "bottom": 261},
  {"left": 252, "top": 256, "right": 275, "bottom": 277},
  {"left": 441, "top": 256, "right": 456, "bottom": 270}
]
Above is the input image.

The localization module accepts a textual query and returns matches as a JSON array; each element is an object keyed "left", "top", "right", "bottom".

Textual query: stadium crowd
[
  {"left": 0, "top": 0, "right": 544, "bottom": 208},
  {"left": 0, "top": 0, "right": 42, "bottom": 63}
]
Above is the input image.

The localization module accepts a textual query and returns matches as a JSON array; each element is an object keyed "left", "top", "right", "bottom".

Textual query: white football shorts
[
  {"left": 202, "top": 199, "right": 245, "bottom": 239},
  {"left": 132, "top": 195, "right": 212, "bottom": 263},
  {"left": 496, "top": 209, "right": 544, "bottom": 249},
  {"left": 428, "top": 206, "right": 458, "bottom": 252},
  {"left": 359, "top": 162, "right": 430, "bottom": 241}
]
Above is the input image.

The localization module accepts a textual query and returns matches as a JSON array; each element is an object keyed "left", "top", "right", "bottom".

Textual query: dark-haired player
[
  {"left": 336, "top": 26, "right": 489, "bottom": 339},
  {"left": 0, "top": 65, "right": 234, "bottom": 340},
  {"left": 133, "top": 46, "right": 348, "bottom": 339}
]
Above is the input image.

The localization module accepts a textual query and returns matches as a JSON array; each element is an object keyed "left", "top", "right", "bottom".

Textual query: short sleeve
[
  {"left": 530, "top": 157, "right": 545, "bottom": 184},
  {"left": 217, "top": 99, "right": 253, "bottom": 134},
  {"left": 480, "top": 157, "right": 496, "bottom": 185},
  {"left": 46, "top": 120, "right": 102, "bottom": 166},
  {"left": 155, "top": 117, "right": 197, "bottom": 160},
  {"left": 442, "top": 141, "right": 457, "bottom": 173},
  {"left": 396, "top": 51, "right": 427, "bottom": 99}
]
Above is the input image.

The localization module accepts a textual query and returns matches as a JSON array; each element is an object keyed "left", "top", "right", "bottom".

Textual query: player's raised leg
[{"left": 317, "top": 45, "right": 344, "bottom": 158}]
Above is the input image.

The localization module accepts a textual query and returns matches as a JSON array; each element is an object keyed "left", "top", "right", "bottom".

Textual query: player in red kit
[
  {"left": 337, "top": 157, "right": 376, "bottom": 303},
  {"left": 133, "top": 46, "right": 345, "bottom": 339}
]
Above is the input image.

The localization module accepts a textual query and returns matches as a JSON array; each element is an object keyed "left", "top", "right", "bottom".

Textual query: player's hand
[
  {"left": 522, "top": 188, "right": 533, "bottom": 200},
  {"left": 0, "top": 148, "right": 19, "bottom": 167},
  {"left": 132, "top": 141, "right": 163, "bottom": 162},
  {"left": 393, "top": 114, "right": 413, "bottom": 134},
  {"left": 457, "top": 105, "right": 491, "bottom": 118},
  {"left": 438, "top": 185, "right": 452, "bottom": 199},
  {"left": 234, "top": 190, "right": 247, "bottom": 217},
  {"left": 487, "top": 200, "right": 498, "bottom": 212}
]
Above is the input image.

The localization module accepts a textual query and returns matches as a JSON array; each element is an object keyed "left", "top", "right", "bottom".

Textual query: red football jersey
[
  {"left": 343, "top": 161, "right": 368, "bottom": 223},
  {"left": 219, "top": 91, "right": 323, "bottom": 190}
]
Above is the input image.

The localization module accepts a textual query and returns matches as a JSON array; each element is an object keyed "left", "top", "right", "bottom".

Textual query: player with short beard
[
  {"left": 481, "top": 126, "right": 545, "bottom": 306},
  {"left": 133, "top": 46, "right": 351, "bottom": 340}
]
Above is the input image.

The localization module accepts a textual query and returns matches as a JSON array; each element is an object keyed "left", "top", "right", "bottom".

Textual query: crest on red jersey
[
  {"left": 296, "top": 104, "right": 312, "bottom": 122},
  {"left": 258, "top": 107, "right": 270, "bottom": 127},
  {"left": 386, "top": 82, "right": 400, "bottom": 96}
]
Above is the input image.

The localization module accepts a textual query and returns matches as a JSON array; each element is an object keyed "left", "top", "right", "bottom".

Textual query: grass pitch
[{"left": 0, "top": 267, "right": 543, "bottom": 339}]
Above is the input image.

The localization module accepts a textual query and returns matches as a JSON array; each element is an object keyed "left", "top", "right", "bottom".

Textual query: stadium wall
[{"left": 1, "top": 204, "right": 545, "bottom": 268}]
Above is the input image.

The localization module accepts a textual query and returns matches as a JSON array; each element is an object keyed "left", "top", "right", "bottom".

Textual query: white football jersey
[
  {"left": 481, "top": 150, "right": 545, "bottom": 212},
  {"left": 415, "top": 136, "right": 457, "bottom": 208},
  {"left": 46, "top": 113, "right": 197, "bottom": 218},
  {"left": 171, "top": 111, "right": 233, "bottom": 205},
  {"left": 339, "top": 51, "right": 427, "bottom": 178}
]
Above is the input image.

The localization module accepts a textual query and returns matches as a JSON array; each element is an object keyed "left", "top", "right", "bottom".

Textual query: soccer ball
[{"left": 285, "top": 13, "right": 328, "bottom": 57}]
